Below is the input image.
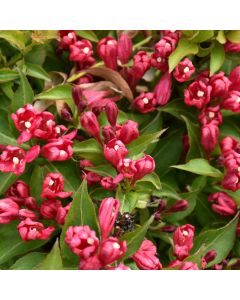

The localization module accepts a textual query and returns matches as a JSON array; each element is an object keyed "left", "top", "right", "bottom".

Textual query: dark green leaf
[
  {"left": 10, "top": 252, "right": 46, "bottom": 270},
  {"left": 29, "top": 165, "right": 45, "bottom": 205},
  {"left": 0, "top": 172, "right": 17, "bottom": 195},
  {"left": 210, "top": 42, "right": 225, "bottom": 76},
  {"left": 76, "top": 30, "right": 99, "bottom": 42},
  {"left": 85, "top": 164, "right": 117, "bottom": 178},
  {"left": 39, "top": 239, "right": 63, "bottom": 270}
]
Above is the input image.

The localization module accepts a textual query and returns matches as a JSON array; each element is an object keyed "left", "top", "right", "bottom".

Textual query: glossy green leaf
[
  {"left": 0, "top": 30, "right": 26, "bottom": 50},
  {"left": 0, "top": 69, "right": 18, "bottom": 83},
  {"left": 168, "top": 38, "right": 199, "bottom": 72},
  {"left": 35, "top": 84, "right": 72, "bottom": 100},
  {"left": 136, "top": 172, "right": 161, "bottom": 190},
  {"left": 216, "top": 30, "right": 226, "bottom": 44},
  {"left": 191, "top": 214, "right": 238, "bottom": 267},
  {"left": 10, "top": 252, "right": 46, "bottom": 270},
  {"left": 210, "top": 42, "right": 225, "bottom": 76},
  {"left": 85, "top": 164, "right": 117, "bottom": 178},
  {"left": 172, "top": 159, "right": 223, "bottom": 178},
  {"left": 39, "top": 239, "right": 63, "bottom": 270},
  {"left": 25, "top": 63, "right": 51, "bottom": 81},
  {"left": 190, "top": 30, "right": 214, "bottom": 43},
  {"left": 76, "top": 30, "right": 99, "bottom": 42},
  {"left": 29, "top": 165, "right": 45, "bottom": 205}
]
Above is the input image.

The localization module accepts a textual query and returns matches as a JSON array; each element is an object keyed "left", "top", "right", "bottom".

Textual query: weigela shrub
[{"left": 1, "top": 30, "right": 240, "bottom": 270}]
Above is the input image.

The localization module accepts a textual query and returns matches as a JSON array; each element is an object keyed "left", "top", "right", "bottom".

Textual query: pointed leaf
[
  {"left": 210, "top": 42, "right": 225, "bottom": 76},
  {"left": 0, "top": 69, "right": 18, "bottom": 83},
  {"left": 39, "top": 239, "right": 63, "bottom": 270}
]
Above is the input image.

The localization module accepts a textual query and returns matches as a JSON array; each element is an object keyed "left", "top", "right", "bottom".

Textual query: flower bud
[
  {"left": 105, "top": 101, "right": 118, "bottom": 127},
  {"left": 40, "top": 199, "right": 62, "bottom": 219},
  {"left": 116, "top": 120, "right": 139, "bottom": 144},
  {"left": 56, "top": 203, "right": 71, "bottom": 225},
  {"left": 222, "top": 171, "right": 240, "bottom": 191},
  {"left": 179, "top": 262, "right": 199, "bottom": 270},
  {"left": 5, "top": 180, "right": 30, "bottom": 205},
  {"left": 107, "top": 263, "right": 130, "bottom": 270},
  {"left": 222, "top": 91, "right": 240, "bottom": 112},
  {"left": 65, "top": 225, "right": 99, "bottom": 258},
  {"left": 132, "top": 51, "right": 150, "bottom": 79},
  {"left": 210, "top": 72, "right": 230, "bottom": 98},
  {"left": 117, "top": 158, "right": 137, "bottom": 178},
  {"left": 79, "top": 255, "right": 102, "bottom": 270},
  {"left": 132, "top": 240, "right": 162, "bottom": 270},
  {"left": 18, "top": 208, "right": 37, "bottom": 220},
  {"left": 97, "top": 37, "right": 118, "bottom": 70},
  {"left": 204, "top": 250, "right": 217, "bottom": 264},
  {"left": 117, "top": 34, "right": 132, "bottom": 65},
  {"left": 69, "top": 40, "right": 93, "bottom": 62},
  {"left": 173, "top": 224, "right": 195, "bottom": 260},
  {"left": 104, "top": 139, "right": 128, "bottom": 166},
  {"left": 169, "top": 199, "right": 189, "bottom": 212},
  {"left": 24, "top": 197, "right": 39, "bottom": 211},
  {"left": 173, "top": 58, "right": 195, "bottom": 82},
  {"left": 99, "top": 197, "right": 120, "bottom": 240},
  {"left": 0, "top": 198, "right": 19, "bottom": 224},
  {"left": 229, "top": 66, "right": 240, "bottom": 91},
  {"left": 80, "top": 111, "right": 101, "bottom": 143},
  {"left": 98, "top": 237, "right": 127, "bottom": 266},
  {"left": 208, "top": 192, "right": 237, "bottom": 216},
  {"left": 133, "top": 155, "right": 155, "bottom": 181},
  {"left": 100, "top": 174, "right": 124, "bottom": 191},
  {"left": 154, "top": 72, "right": 172, "bottom": 106},
  {"left": 200, "top": 122, "right": 219, "bottom": 154},
  {"left": 161, "top": 225, "right": 176, "bottom": 233},
  {"left": 102, "top": 125, "right": 116, "bottom": 143}
]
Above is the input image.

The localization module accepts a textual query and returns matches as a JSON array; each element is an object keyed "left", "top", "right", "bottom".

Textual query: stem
[{"left": 133, "top": 36, "right": 152, "bottom": 51}]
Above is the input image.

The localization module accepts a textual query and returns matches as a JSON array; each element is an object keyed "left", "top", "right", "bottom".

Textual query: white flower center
[
  {"left": 183, "top": 67, "right": 190, "bottom": 74},
  {"left": 59, "top": 150, "right": 67, "bottom": 157},
  {"left": 25, "top": 121, "right": 31, "bottom": 129},
  {"left": 55, "top": 127, "right": 61, "bottom": 134},
  {"left": 182, "top": 230, "right": 189, "bottom": 237},
  {"left": 12, "top": 157, "right": 19, "bottom": 164},
  {"left": 107, "top": 40, "right": 114, "bottom": 45},
  {"left": 113, "top": 242, "right": 120, "bottom": 249},
  {"left": 114, "top": 145, "right": 119, "bottom": 151},
  {"left": 143, "top": 97, "right": 149, "bottom": 104},
  {"left": 238, "top": 167, "right": 240, "bottom": 173},
  {"left": 83, "top": 47, "right": 89, "bottom": 54},
  {"left": 170, "top": 30, "right": 176, "bottom": 33},
  {"left": 68, "top": 32, "right": 74, "bottom": 39},
  {"left": 49, "top": 179, "right": 54, "bottom": 186},
  {"left": 124, "top": 161, "right": 130, "bottom": 167},
  {"left": 87, "top": 237, "right": 94, "bottom": 245},
  {"left": 197, "top": 90, "right": 204, "bottom": 97},
  {"left": 236, "top": 97, "right": 240, "bottom": 103},
  {"left": 208, "top": 112, "right": 215, "bottom": 119},
  {"left": 46, "top": 120, "right": 53, "bottom": 126},
  {"left": 157, "top": 57, "right": 162, "bottom": 63}
]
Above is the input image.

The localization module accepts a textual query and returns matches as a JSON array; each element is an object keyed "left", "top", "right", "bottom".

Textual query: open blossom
[
  {"left": 98, "top": 237, "right": 127, "bottom": 266},
  {"left": 184, "top": 80, "right": 212, "bottom": 109},
  {"left": 104, "top": 139, "right": 128, "bottom": 166},
  {"left": 41, "top": 172, "right": 73, "bottom": 199},
  {"left": 209, "top": 72, "right": 230, "bottom": 98},
  {"left": 41, "top": 138, "right": 73, "bottom": 161},
  {"left": 97, "top": 37, "right": 118, "bottom": 70},
  {"left": 116, "top": 120, "right": 139, "bottom": 144},
  {"left": 222, "top": 91, "right": 240, "bottom": 112},
  {"left": 132, "top": 240, "right": 162, "bottom": 270},
  {"left": 65, "top": 226, "right": 99, "bottom": 258},
  {"left": 69, "top": 39, "right": 93, "bottom": 62},
  {"left": 222, "top": 172, "right": 240, "bottom": 191},
  {"left": 208, "top": 192, "right": 237, "bottom": 216},
  {"left": 173, "top": 224, "right": 195, "bottom": 260},
  {"left": 173, "top": 58, "right": 195, "bottom": 82},
  {"left": 0, "top": 145, "right": 40, "bottom": 175},
  {"left": 117, "top": 158, "right": 137, "bottom": 178},
  {"left": 0, "top": 198, "right": 19, "bottom": 224},
  {"left": 220, "top": 136, "right": 240, "bottom": 155},
  {"left": 18, "top": 218, "right": 55, "bottom": 241},
  {"left": 5, "top": 180, "right": 30, "bottom": 205},
  {"left": 133, "top": 92, "right": 157, "bottom": 113},
  {"left": 154, "top": 72, "right": 172, "bottom": 106},
  {"left": 198, "top": 105, "right": 222, "bottom": 126},
  {"left": 98, "top": 197, "right": 120, "bottom": 240},
  {"left": 40, "top": 199, "right": 62, "bottom": 219},
  {"left": 11, "top": 104, "right": 42, "bottom": 144},
  {"left": 100, "top": 174, "right": 124, "bottom": 191},
  {"left": 59, "top": 31, "right": 77, "bottom": 50}
]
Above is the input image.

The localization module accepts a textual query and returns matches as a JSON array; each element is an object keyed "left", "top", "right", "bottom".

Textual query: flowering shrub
[{"left": 0, "top": 30, "right": 240, "bottom": 270}]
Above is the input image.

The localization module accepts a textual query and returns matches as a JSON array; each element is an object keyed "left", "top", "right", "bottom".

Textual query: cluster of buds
[
  {"left": 219, "top": 136, "right": 240, "bottom": 191},
  {"left": 59, "top": 30, "right": 95, "bottom": 71},
  {"left": 208, "top": 192, "right": 237, "bottom": 216}
]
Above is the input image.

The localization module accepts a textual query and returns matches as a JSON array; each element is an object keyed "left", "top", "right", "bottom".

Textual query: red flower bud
[
  {"left": 133, "top": 155, "right": 155, "bottom": 181},
  {"left": 65, "top": 225, "right": 99, "bottom": 258},
  {"left": 133, "top": 92, "right": 157, "bottom": 113},
  {"left": 222, "top": 91, "right": 240, "bottom": 112},
  {"left": 132, "top": 51, "right": 150, "bottom": 79},
  {"left": 229, "top": 66, "right": 240, "bottom": 91},
  {"left": 18, "top": 208, "right": 37, "bottom": 220},
  {"left": 132, "top": 240, "right": 162, "bottom": 270},
  {"left": 72, "top": 85, "right": 87, "bottom": 112},
  {"left": 102, "top": 125, "right": 116, "bottom": 143},
  {"left": 222, "top": 171, "right": 240, "bottom": 191},
  {"left": 97, "top": 37, "right": 118, "bottom": 70},
  {"left": 200, "top": 122, "right": 219, "bottom": 154},
  {"left": 117, "top": 34, "right": 132, "bottom": 65},
  {"left": 79, "top": 255, "right": 102, "bottom": 270},
  {"left": 104, "top": 139, "right": 128, "bottom": 167},
  {"left": 0, "top": 198, "right": 19, "bottom": 224},
  {"left": 210, "top": 72, "right": 230, "bottom": 98},
  {"left": 69, "top": 40, "right": 93, "bottom": 62},
  {"left": 117, "top": 158, "right": 137, "bottom": 178},
  {"left": 107, "top": 263, "right": 130, "bottom": 270},
  {"left": 173, "top": 224, "right": 195, "bottom": 260},
  {"left": 24, "top": 197, "right": 39, "bottom": 211},
  {"left": 84, "top": 171, "right": 102, "bottom": 187},
  {"left": 169, "top": 199, "right": 189, "bottom": 212},
  {"left": 98, "top": 237, "right": 127, "bottom": 266},
  {"left": 100, "top": 174, "right": 124, "bottom": 191},
  {"left": 40, "top": 199, "right": 62, "bottom": 219},
  {"left": 41, "top": 138, "right": 73, "bottom": 162},
  {"left": 179, "top": 262, "right": 199, "bottom": 270},
  {"left": 56, "top": 203, "right": 71, "bottom": 225},
  {"left": 41, "top": 172, "right": 73, "bottom": 199},
  {"left": 220, "top": 136, "right": 239, "bottom": 156},
  {"left": 17, "top": 218, "right": 55, "bottom": 241},
  {"left": 99, "top": 197, "right": 120, "bottom": 240},
  {"left": 173, "top": 58, "right": 195, "bottom": 82},
  {"left": 224, "top": 41, "right": 240, "bottom": 53},
  {"left": 208, "top": 192, "right": 237, "bottom": 216},
  {"left": 184, "top": 80, "right": 212, "bottom": 109},
  {"left": 80, "top": 111, "right": 101, "bottom": 143},
  {"left": 154, "top": 72, "right": 172, "bottom": 106},
  {"left": 116, "top": 120, "right": 139, "bottom": 144},
  {"left": 5, "top": 180, "right": 30, "bottom": 205},
  {"left": 105, "top": 101, "right": 118, "bottom": 127}
]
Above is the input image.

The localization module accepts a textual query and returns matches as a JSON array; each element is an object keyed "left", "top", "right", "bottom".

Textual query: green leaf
[
  {"left": 10, "top": 252, "right": 46, "bottom": 270},
  {"left": 25, "top": 63, "right": 51, "bottom": 81},
  {"left": 120, "top": 216, "right": 154, "bottom": 260},
  {"left": 0, "top": 172, "right": 17, "bottom": 195},
  {"left": 12, "top": 69, "right": 34, "bottom": 111},
  {"left": 195, "top": 193, "right": 219, "bottom": 227},
  {"left": 0, "top": 69, "right": 18, "bottom": 83},
  {"left": 191, "top": 214, "right": 238, "bottom": 267},
  {"left": 85, "top": 164, "right": 117, "bottom": 178},
  {"left": 29, "top": 165, "right": 44, "bottom": 205},
  {"left": 35, "top": 85, "right": 72, "bottom": 100},
  {"left": 152, "top": 130, "right": 183, "bottom": 175},
  {"left": 76, "top": 30, "right": 99, "bottom": 42},
  {"left": 117, "top": 187, "right": 139, "bottom": 213},
  {"left": 73, "top": 139, "right": 105, "bottom": 165},
  {"left": 0, "top": 30, "right": 26, "bottom": 50},
  {"left": 216, "top": 30, "right": 226, "bottom": 44},
  {"left": 168, "top": 38, "right": 199, "bottom": 72},
  {"left": 181, "top": 115, "right": 204, "bottom": 160},
  {"left": 60, "top": 179, "right": 99, "bottom": 266},
  {"left": 127, "top": 129, "right": 166, "bottom": 157},
  {"left": 0, "top": 221, "right": 49, "bottom": 265},
  {"left": 1, "top": 82, "right": 14, "bottom": 99},
  {"left": 210, "top": 42, "right": 225, "bottom": 76},
  {"left": 39, "top": 240, "right": 63, "bottom": 270},
  {"left": 171, "top": 158, "right": 223, "bottom": 178},
  {"left": 190, "top": 30, "right": 214, "bottom": 43},
  {"left": 136, "top": 172, "right": 161, "bottom": 190},
  {"left": 226, "top": 30, "right": 240, "bottom": 43}
]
